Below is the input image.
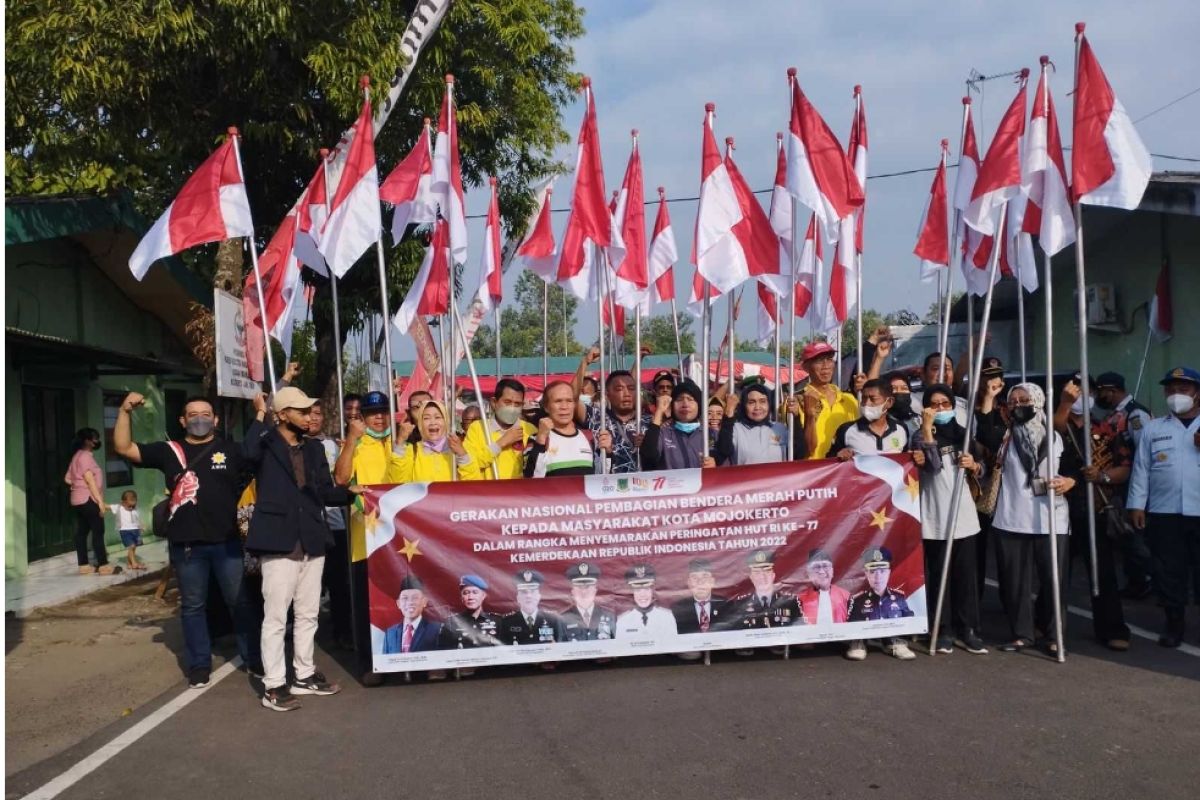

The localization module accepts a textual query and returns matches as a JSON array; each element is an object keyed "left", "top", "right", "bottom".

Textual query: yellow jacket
[
  {"left": 463, "top": 418, "right": 537, "bottom": 479},
  {"left": 801, "top": 390, "right": 860, "bottom": 459},
  {"left": 348, "top": 435, "right": 405, "bottom": 562},
  {"left": 393, "top": 442, "right": 482, "bottom": 483}
]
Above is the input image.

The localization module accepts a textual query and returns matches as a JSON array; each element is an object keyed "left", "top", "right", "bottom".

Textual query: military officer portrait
[
  {"left": 847, "top": 547, "right": 915, "bottom": 621},
  {"left": 730, "top": 550, "right": 805, "bottom": 629},
  {"left": 438, "top": 574, "right": 501, "bottom": 649},
  {"left": 381, "top": 574, "right": 443, "bottom": 654},
  {"left": 559, "top": 562, "right": 617, "bottom": 641},
  {"left": 671, "top": 558, "right": 728, "bottom": 634},
  {"left": 499, "top": 570, "right": 566, "bottom": 645},
  {"left": 615, "top": 564, "right": 679, "bottom": 638}
]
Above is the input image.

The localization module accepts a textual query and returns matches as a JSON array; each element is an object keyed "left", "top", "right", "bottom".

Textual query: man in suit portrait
[{"left": 382, "top": 574, "right": 443, "bottom": 654}]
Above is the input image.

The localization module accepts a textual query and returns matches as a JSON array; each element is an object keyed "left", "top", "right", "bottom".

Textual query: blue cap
[
  {"left": 459, "top": 574, "right": 488, "bottom": 591},
  {"left": 361, "top": 390, "right": 389, "bottom": 411},
  {"left": 1160, "top": 366, "right": 1200, "bottom": 386}
]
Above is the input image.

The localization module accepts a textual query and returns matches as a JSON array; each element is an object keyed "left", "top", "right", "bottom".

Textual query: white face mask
[
  {"left": 861, "top": 404, "right": 886, "bottom": 422},
  {"left": 1166, "top": 393, "right": 1196, "bottom": 415},
  {"left": 1070, "top": 396, "right": 1094, "bottom": 416}
]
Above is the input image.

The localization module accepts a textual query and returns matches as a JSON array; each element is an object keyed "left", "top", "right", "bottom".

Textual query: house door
[{"left": 23, "top": 386, "right": 77, "bottom": 561}]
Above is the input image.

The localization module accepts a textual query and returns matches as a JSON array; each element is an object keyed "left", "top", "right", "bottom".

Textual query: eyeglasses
[{"left": 927, "top": 400, "right": 953, "bottom": 410}]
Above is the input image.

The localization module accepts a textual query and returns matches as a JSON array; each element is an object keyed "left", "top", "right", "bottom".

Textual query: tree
[
  {"left": 621, "top": 313, "right": 695, "bottom": 359},
  {"left": 7, "top": 0, "right": 585, "bottom": 403},
  {"left": 472, "top": 270, "right": 583, "bottom": 358}
]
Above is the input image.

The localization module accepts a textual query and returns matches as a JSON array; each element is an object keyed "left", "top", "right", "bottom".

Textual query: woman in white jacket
[{"left": 990, "top": 383, "right": 1075, "bottom": 654}]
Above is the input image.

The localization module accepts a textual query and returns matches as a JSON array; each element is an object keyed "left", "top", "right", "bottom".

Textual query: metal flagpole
[
  {"left": 228, "top": 128, "right": 278, "bottom": 394},
  {"left": 375, "top": 237, "right": 397, "bottom": 439},
  {"left": 773, "top": 294, "right": 782, "bottom": 420},
  {"left": 939, "top": 126, "right": 962, "bottom": 368},
  {"left": 595, "top": 242, "right": 609, "bottom": 475},
  {"left": 562, "top": 289, "right": 568, "bottom": 357},
  {"left": 1042, "top": 245, "right": 1065, "bottom": 661},
  {"left": 1132, "top": 325, "right": 1153, "bottom": 402},
  {"left": 670, "top": 295, "right": 685, "bottom": 378},
  {"left": 321, "top": 150, "right": 346, "bottom": 438},
  {"left": 853, "top": 90, "right": 864, "bottom": 380},
  {"left": 635, "top": 306, "right": 643, "bottom": 469},
  {"left": 727, "top": 290, "right": 736, "bottom": 394},
  {"left": 542, "top": 281, "right": 550, "bottom": 390},
  {"left": 1073, "top": 23, "right": 1100, "bottom": 594},
  {"left": 453, "top": 307, "right": 501, "bottom": 480},
  {"left": 1015, "top": 260, "right": 1028, "bottom": 382},
  {"left": 787, "top": 206, "right": 799, "bottom": 459},
  {"left": 495, "top": 301, "right": 502, "bottom": 382},
  {"left": 965, "top": 293, "right": 975, "bottom": 395},
  {"left": 930, "top": 202, "right": 1008, "bottom": 653}
]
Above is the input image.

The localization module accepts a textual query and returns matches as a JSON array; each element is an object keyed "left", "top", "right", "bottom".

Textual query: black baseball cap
[
  {"left": 1095, "top": 372, "right": 1126, "bottom": 390},
  {"left": 980, "top": 356, "right": 1004, "bottom": 378}
]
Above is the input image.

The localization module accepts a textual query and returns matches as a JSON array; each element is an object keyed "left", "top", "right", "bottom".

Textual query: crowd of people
[{"left": 69, "top": 333, "right": 1198, "bottom": 712}]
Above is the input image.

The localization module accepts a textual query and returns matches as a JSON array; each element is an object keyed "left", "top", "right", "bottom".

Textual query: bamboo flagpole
[{"left": 228, "top": 128, "right": 278, "bottom": 394}]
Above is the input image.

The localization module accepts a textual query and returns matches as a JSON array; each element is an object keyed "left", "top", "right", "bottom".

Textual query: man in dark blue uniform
[
  {"left": 499, "top": 570, "right": 566, "bottom": 645},
  {"left": 559, "top": 562, "right": 616, "bottom": 641},
  {"left": 439, "top": 574, "right": 501, "bottom": 649},
  {"left": 846, "top": 547, "right": 915, "bottom": 661}
]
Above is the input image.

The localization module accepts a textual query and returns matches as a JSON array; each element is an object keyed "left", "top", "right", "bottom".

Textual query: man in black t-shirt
[{"left": 114, "top": 391, "right": 265, "bottom": 688}]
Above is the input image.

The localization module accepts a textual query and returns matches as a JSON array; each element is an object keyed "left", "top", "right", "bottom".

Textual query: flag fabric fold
[
  {"left": 963, "top": 76, "right": 1028, "bottom": 236},
  {"left": 381, "top": 121, "right": 436, "bottom": 246},
  {"left": 612, "top": 139, "right": 649, "bottom": 312},
  {"left": 793, "top": 215, "right": 822, "bottom": 320},
  {"left": 432, "top": 80, "right": 469, "bottom": 264},
  {"left": 128, "top": 136, "right": 253, "bottom": 280},
  {"left": 648, "top": 190, "right": 678, "bottom": 304},
  {"left": 319, "top": 100, "right": 382, "bottom": 278},
  {"left": 515, "top": 183, "right": 558, "bottom": 281},
  {"left": 1024, "top": 63, "right": 1075, "bottom": 256},
  {"left": 694, "top": 107, "right": 749, "bottom": 295},
  {"left": 476, "top": 179, "right": 503, "bottom": 312},
  {"left": 725, "top": 142, "right": 786, "bottom": 297},
  {"left": 830, "top": 89, "right": 869, "bottom": 321},
  {"left": 1148, "top": 260, "right": 1173, "bottom": 342},
  {"left": 786, "top": 75, "right": 864, "bottom": 238},
  {"left": 914, "top": 149, "right": 950, "bottom": 283},
  {"left": 293, "top": 160, "right": 330, "bottom": 275},
  {"left": 393, "top": 219, "right": 451, "bottom": 333},
  {"left": 768, "top": 136, "right": 795, "bottom": 276},
  {"left": 756, "top": 282, "right": 780, "bottom": 347}
]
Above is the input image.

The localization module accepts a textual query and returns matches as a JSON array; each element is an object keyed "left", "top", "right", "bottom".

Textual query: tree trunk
[{"left": 213, "top": 239, "right": 244, "bottom": 295}]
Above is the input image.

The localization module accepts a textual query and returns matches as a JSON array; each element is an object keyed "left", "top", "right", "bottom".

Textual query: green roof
[{"left": 393, "top": 351, "right": 783, "bottom": 377}]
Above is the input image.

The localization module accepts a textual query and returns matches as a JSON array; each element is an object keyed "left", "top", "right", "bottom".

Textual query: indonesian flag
[
  {"left": 1148, "top": 259, "right": 1172, "bottom": 342},
  {"left": 556, "top": 80, "right": 623, "bottom": 301},
  {"left": 242, "top": 211, "right": 303, "bottom": 381},
  {"left": 648, "top": 188, "right": 677, "bottom": 304},
  {"left": 319, "top": 99, "right": 382, "bottom": 278},
  {"left": 830, "top": 87, "right": 869, "bottom": 321},
  {"left": 515, "top": 183, "right": 558, "bottom": 281},
  {"left": 1071, "top": 28, "right": 1153, "bottom": 210},
  {"left": 794, "top": 215, "right": 822, "bottom": 319},
  {"left": 475, "top": 178, "right": 503, "bottom": 312},
  {"left": 685, "top": 269, "right": 721, "bottom": 318},
  {"left": 1004, "top": 192, "right": 1039, "bottom": 293},
  {"left": 601, "top": 296, "right": 626, "bottom": 338},
  {"left": 724, "top": 138, "right": 786, "bottom": 296},
  {"left": 293, "top": 158, "right": 329, "bottom": 275},
  {"left": 611, "top": 136, "right": 649, "bottom": 311},
  {"left": 380, "top": 120, "right": 436, "bottom": 246},
  {"left": 432, "top": 77, "right": 469, "bottom": 264},
  {"left": 128, "top": 135, "right": 253, "bottom": 280},
  {"left": 953, "top": 98, "right": 980, "bottom": 220},
  {"left": 785, "top": 72, "right": 864, "bottom": 238},
  {"left": 756, "top": 282, "right": 780, "bottom": 347},
  {"left": 963, "top": 73, "right": 1028, "bottom": 236},
  {"left": 694, "top": 105, "right": 749, "bottom": 295},
  {"left": 768, "top": 133, "right": 794, "bottom": 274},
  {"left": 393, "top": 219, "right": 451, "bottom": 333},
  {"left": 1023, "top": 60, "right": 1075, "bottom": 256},
  {"left": 914, "top": 144, "right": 950, "bottom": 283}
]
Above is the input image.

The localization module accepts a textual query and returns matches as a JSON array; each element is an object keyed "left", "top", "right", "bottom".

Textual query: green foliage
[
  {"left": 622, "top": 313, "right": 695, "bottom": 358},
  {"left": 472, "top": 269, "right": 582, "bottom": 358}
]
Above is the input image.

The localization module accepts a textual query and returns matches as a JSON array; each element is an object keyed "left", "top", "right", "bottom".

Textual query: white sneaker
[
  {"left": 885, "top": 640, "right": 916, "bottom": 660},
  {"left": 844, "top": 640, "right": 867, "bottom": 661},
  {"left": 675, "top": 651, "right": 702, "bottom": 661}
]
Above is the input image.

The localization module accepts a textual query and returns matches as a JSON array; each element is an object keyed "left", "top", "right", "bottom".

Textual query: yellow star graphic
[
  {"left": 870, "top": 507, "right": 894, "bottom": 531},
  {"left": 211, "top": 452, "right": 227, "bottom": 465},
  {"left": 905, "top": 475, "right": 920, "bottom": 502},
  {"left": 363, "top": 509, "right": 378, "bottom": 532},
  {"left": 397, "top": 537, "right": 422, "bottom": 562}
]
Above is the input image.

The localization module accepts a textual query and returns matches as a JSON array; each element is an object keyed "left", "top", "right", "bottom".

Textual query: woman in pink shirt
[{"left": 65, "top": 428, "right": 116, "bottom": 574}]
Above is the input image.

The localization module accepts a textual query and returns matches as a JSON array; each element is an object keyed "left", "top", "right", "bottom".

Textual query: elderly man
[
  {"left": 671, "top": 558, "right": 726, "bottom": 661},
  {"left": 731, "top": 550, "right": 804, "bottom": 629},
  {"left": 846, "top": 547, "right": 915, "bottom": 662},
  {"left": 798, "top": 549, "right": 850, "bottom": 625},
  {"left": 560, "top": 562, "right": 616, "bottom": 641},
  {"left": 573, "top": 347, "right": 652, "bottom": 473},
  {"left": 799, "top": 341, "right": 860, "bottom": 461},
  {"left": 440, "top": 574, "right": 501, "bottom": 649},
  {"left": 382, "top": 574, "right": 443, "bottom": 654},
  {"left": 500, "top": 570, "right": 565, "bottom": 645},
  {"left": 616, "top": 564, "right": 678, "bottom": 638}
]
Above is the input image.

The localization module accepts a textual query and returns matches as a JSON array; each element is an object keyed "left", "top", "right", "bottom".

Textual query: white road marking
[{"left": 20, "top": 657, "right": 243, "bottom": 800}]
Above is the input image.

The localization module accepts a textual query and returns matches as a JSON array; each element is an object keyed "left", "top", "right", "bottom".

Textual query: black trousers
[
  {"left": 351, "top": 559, "right": 372, "bottom": 677},
  {"left": 924, "top": 535, "right": 981, "bottom": 638},
  {"left": 322, "top": 527, "right": 352, "bottom": 641},
  {"left": 1068, "top": 512, "right": 1130, "bottom": 642},
  {"left": 72, "top": 500, "right": 108, "bottom": 567},
  {"left": 994, "top": 530, "right": 1068, "bottom": 643},
  {"left": 1145, "top": 513, "right": 1200, "bottom": 625},
  {"left": 976, "top": 512, "right": 993, "bottom": 601}
]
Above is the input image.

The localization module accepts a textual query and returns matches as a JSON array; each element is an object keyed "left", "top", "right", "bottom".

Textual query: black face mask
[
  {"left": 1011, "top": 405, "right": 1036, "bottom": 424},
  {"left": 891, "top": 394, "right": 912, "bottom": 418},
  {"left": 1095, "top": 394, "right": 1114, "bottom": 410}
]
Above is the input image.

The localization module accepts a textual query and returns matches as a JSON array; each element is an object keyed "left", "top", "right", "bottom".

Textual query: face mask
[
  {"left": 1095, "top": 394, "right": 1114, "bottom": 410},
  {"left": 1166, "top": 393, "right": 1196, "bottom": 415},
  {"left": 861, "top": 404, "right": 885, "bottom": 422},
  {"left": 1011, "top": 405, "right": 1036, "bottom": 425},
  {"left": 1070, "top": 396, "right": 1094, "bottom": 416},
  {"left": 422, "top": 436, "right": 449, "bottom": 453},
  {"left": 364, "top": 426, "right": 391, "bottom": 440},
  {"left": 495, "top": 405, "right": 521, "bottom": 426},
  {"left": 186, "top": 419, "right": 215, "bottom": 438},
  {"left": 891, "top": 394, "right": 912, "bottom": 417},
  {"left": 580, "top": 395, "right": 593, "bottom": 407},
  {"left": 933, "top": 410, "right": 956, "bottom": 426},
  {"left": 673, "top": 420, "right": 701, "bottom": 434}
]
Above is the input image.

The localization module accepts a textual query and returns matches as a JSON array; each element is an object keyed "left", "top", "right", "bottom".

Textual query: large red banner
[{"left": 362, "top": 455, "right": 927, "bottom": 672}]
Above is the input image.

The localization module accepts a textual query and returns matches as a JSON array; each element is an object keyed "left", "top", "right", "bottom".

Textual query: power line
[{"left": 1134, "top": 86, "right": 1200, "bottom": 123}]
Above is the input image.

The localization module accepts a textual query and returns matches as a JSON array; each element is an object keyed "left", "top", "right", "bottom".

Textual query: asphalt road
[{"left": 7, "top": 583, "right": 1199, "bottom": 800}]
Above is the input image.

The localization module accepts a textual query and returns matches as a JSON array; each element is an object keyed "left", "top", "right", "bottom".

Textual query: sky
[{"left": 383, "top": 0, "right": 1200, "bottom": 362}]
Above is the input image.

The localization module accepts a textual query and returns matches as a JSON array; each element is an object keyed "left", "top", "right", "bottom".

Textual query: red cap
[
  {"left": 319, "top": 148, "right": 330, "bottom": 158},
  {"left": 705, "top": 102, "right": 715, "bottom": 112},
  {"left": 1040, "top": 55, "right": 1050, "bottom": 66},
  {"left": 359, "top": 75, "right": 370, "bottom": 88},
  {"left": 1075, "top": 21, "right": 1086, "bottom": 34},
  {"left": 226, "top": 126, "right": 239, "bottom": 136},
  {"left": 657, "top": 186, "right": 666, "bottom": 198},
  {"left": 962, "top": 96, "right": 971, "bottom": 105},
  {"left": 445, "top": 73, "right": 455, "bottom": 84},
  {"left": 801, "top": 341, "right": 836, "bottom": 362},
  {"left": 853, "top": 84, "right": 862, "bottom": 96},
  {"left": 787, "top": 67, "right": 797, "bottom": 78}
]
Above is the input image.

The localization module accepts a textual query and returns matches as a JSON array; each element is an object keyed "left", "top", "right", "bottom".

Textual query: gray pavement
[{"left": 7, "top": 582, "right": 1199, "bottom": 800}]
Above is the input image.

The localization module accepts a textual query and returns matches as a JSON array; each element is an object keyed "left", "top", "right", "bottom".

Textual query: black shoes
[
  {"left": 188, "top": 668, "right": 211, "bottom": 689},
  {"left": 291, "top": 671, "right": 341, "bottom": 696}
]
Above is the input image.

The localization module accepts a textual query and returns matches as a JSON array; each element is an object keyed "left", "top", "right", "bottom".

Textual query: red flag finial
[
  {"left": 1019, "top": 67, "right": 1030, "bottom": 80},
  {"left": 359, "top": 75, "right": 370, "bottom": 89},
  {"left": 1075, "top": 21, "right": 1086, "bottom": 34},
  {"left": 489, "top": 176, "right": 498, "bottom": 186},
  {"left": 631, "top": 128, "right": 639, "bottom": 138},
  {"left": 445, "top": 74, "right": 455, "bottom": 85},
  {"left": 725, "top": 136, "right": 734, "bottom": 148},
  {"left": 962, "top": 96, "right": 971, "bottom": 105},
  {"left": 657, "top": 186, "right": 665, "bottom": 199},
  {"left": 226, "top": 126, "right": 239, "bottom": 137},
  {"left": 705, "top": 102, "right": 715, "bottom": 113},
  {"left": 319, "top": 148, "right": 330, "bottom": 158},
  {"left": 941, "top": 138, "right": 949, "bottom": 149},
  {"left": 786, "top": 67, "right": 797, "bottom": 78},
  {"left": 581, "top": 75, "right": 592, "bottom": 89},
  {"left": 423, "top": 116, "right": 431, "bottom": 126},
  {"left": 853, "top": 84, "right": 862, "bottom": 96},
  {"left": 546, "top": 187, "right": 553, "bottom": 197},
  {"left": 1039, "top": 55, "right": 1050, "bottom": 66},
  {"left": 776, "top": 131, "right": 783, "bottom": 141}
]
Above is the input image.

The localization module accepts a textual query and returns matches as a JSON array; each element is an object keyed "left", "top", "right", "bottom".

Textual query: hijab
[
  {"left": 921, "top": 384, "right": 963, "bottom": 449},
  {"left": 737, "top": 383, "right": 774, "bottom": 428},
  {"left": 1008, "top": 382, "right": 1047, "bottom": 484},
  {"left": 417, "top": 400, "right": 450, "bottom": 454}
]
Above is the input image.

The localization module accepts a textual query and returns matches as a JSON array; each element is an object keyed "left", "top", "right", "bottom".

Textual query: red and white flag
[
  {"left": 128, "top": 134, "right": 253, "bottom": 280},
  {"left": 380, "top": 119, "right": 436, "bottom": 246},
  {"left": 1148, "top": 260, "right": 1172, "bottom": 342},
  {"left": 694, "top": 104, "right": 749, "bottom": 295},
  {"left": 432, "top": 77, "right": 469, "bottom": 264},
  {"left": 611, "top": 135, "right": 649, "bottom": 311},
  {"left": 724, "top": 137, "right": 786, "bottom": 297},
  {"left": 514, "top": 182, "right": 558, "bottom": 281},
  {"left": 1023, "top": 58, "right": 1075, "bottom": 256},
  {"left": 768, "top": 133, "right": 794, "bottom": 274},
  {"left": 601, "top": 296, "right": 626, "bottom": 338},
  {"left": 914, "top": 142, "right": 950, "bottom": 283},
  {"left": 1004, "top": 191, "right": 1039, "bottom": 293},
  {"left": 963, "top": 72, "right": 1028, "bottom": 236},
  {"left": 756, "top": 282, "right": 780, "bottom": 347},
  {"left": 556, "top": 79, "right": 623, "bottom": 301},
  {"left": 475, "top": 177, "right": 503, "bottom": 312},
  {"left": 685, "top": 269, "right": 721, "bottom": 318},
  {"left": 242, "top": 213, "right": 301, "bottom": 381},
  {"left": 793, "top": 215, "right": 822, "bottom": 320},
  {"left": 785, "top": 70, "right": 864, "bottom": 239},
  {"left": 393, "top": 219, "right": 451, "bottom": 333},
  {"left": 293, "top": 157, "right": 330, "bottom": 275},
  {"left": 648, "top": 187, "right": 678, "bottom": 304},
  {"left": 953, "top": 97, "right": 980, "bottom": 220},
  {"left": 830, "top": 87, "right": 868, "bottom": 323},
  {"left": 320, "top": 99, "right": 382, "bottom": 278},
  {"left": 1071, "top": 26, "right": 1152, "bottom": 210}
]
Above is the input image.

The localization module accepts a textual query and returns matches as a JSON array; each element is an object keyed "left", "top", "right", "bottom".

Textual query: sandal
[{"left": 999, "top": 639, "right": 1031, "bottom": 652}]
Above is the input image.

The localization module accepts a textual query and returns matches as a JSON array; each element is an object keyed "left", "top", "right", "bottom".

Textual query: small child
[{"left": 110, "top": 490, "right": 147, "bottom": 570}]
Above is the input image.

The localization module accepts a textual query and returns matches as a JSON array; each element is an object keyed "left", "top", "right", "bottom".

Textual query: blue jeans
[{"left": 170, "top": 539, "right": 261, "bottom": 672}]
